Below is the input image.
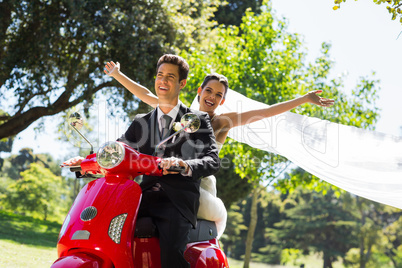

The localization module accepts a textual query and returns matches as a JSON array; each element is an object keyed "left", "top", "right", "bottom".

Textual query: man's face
[{"left": 155, "top": 63, "right": 185, "bottom": 106}]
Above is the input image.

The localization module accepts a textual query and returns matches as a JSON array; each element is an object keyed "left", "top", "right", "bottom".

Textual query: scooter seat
[
  {"left": 135, "top": 217, "right": 218, "bottom": 243},
  {"left": 188, "top": 219, "right": 218, "bottom": 243}
]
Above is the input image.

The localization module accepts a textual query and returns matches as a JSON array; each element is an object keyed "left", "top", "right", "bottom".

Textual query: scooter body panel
[
  {"left": 56, "top": 174, "right": 143, "bottom": 268},
  {"left": 133, "top": 237, "right": 162, "bottom": 268},
  {"left": 53, "top": 142, "right": 229, "bottom": 267}
]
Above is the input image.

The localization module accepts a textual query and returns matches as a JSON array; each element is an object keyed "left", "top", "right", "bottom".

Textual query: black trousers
[{"left": 138, "top": 190, "right": 192, "bottom": 268}]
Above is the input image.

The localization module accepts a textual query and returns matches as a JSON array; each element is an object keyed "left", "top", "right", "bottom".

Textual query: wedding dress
[{"left": 197, "top": 142, "right": 227, "bottom": 238}]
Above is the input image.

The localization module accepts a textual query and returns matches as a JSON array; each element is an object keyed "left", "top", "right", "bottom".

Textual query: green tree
[
  {"left": 222, "top": 204, "right": 249, "bottom": 258},
  {"left": 231, "top": 189, "right": 284, "bottom": 264},
  {"left": 342, "top": 195, "right": 402, "bottom": 268},
  {"left": 221, "top": 146, "right": 287, "bottom": 268},
  {"left": 0, "top": 110, "right": 14, "bottom": 170},
  {"left": 0, "top": 0, "right": 221, "bottom": 140},
  {"left": 1, "top": 148, "right": 61, "bottom": 180},
  {"left": 333, "top": 0, "right": 402, "bottom": 24},
  {"left": 215, "top": 153, "right": 254, "bottom": 208},
  {"left": 213, "top": 0, "right": 263, "bottom": 26},
  {"left": 0, "top": 176, "right": 13, "bottom": 209},
  {"left": 0, "top": 110, "right": 14, "bottom": 152},
  {"left": 252, "top": 190, "right": 284, "bottom": 264},
  {"left": 181, "top": 0, "right": 379, "bottom": 266},
  {"left": 4, "top": 163, "right": 69, "bottom": 221},
  {"left": 274, "top": 187, "right": 359, "bottom": 268},
  {"left": 382, "top": 211, "right": 402, "bottom": 267}
]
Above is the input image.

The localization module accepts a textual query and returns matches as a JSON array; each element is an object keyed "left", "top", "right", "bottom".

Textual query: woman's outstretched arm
[
  {"left": 221, "top": 90, "right": 334, "bottom": 129},
  {"left": 104, "top": 61, "right": 159, "bottom": 108}
]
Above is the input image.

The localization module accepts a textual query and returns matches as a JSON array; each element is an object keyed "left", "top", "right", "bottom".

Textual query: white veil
[{"left": 191, "top": 89, "right": 402, "bottom": 209}]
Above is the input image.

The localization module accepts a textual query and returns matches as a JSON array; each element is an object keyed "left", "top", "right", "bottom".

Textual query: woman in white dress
[{"left": 104, "top": 61, "right": 334, "bottom": 237}]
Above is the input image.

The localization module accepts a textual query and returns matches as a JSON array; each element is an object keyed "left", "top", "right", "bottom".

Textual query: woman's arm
[
  {"left": 222, "top": 90, "right": 334, "bottom": 129},
  {"left": 104, "top": 61, "right": 159, "bottom": 108}
]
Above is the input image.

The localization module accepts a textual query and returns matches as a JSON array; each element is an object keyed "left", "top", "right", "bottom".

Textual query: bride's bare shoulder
[{"left": 212, "top": 112, "right": 236, "bottom": 129}]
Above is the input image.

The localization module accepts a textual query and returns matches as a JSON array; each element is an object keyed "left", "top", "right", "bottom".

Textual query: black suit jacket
[{"left": 122, "top": 103, "right": 220, "bottom": 226}]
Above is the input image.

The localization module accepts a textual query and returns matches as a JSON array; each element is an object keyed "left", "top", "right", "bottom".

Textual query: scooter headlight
[{"left": 96, "top": 141, "right": 125, "bottom": 169}]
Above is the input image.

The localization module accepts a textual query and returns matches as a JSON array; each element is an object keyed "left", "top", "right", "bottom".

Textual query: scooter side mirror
[
  {"left": 67, "top": 112, "right": 94, "bottom": 154},
  {"left": 69, "top": 112, "right": 84, "bottom": 130},
  {"left": 154, "top": 113, "right": 200, "bottom": 156},
  {"left": 180, "top": 113, "right": 200, "bottom": 133}
]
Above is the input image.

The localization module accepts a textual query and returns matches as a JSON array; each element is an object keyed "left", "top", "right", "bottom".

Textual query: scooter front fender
[{"left": 51, "top": 252, "right": 111, "bottom": 268}]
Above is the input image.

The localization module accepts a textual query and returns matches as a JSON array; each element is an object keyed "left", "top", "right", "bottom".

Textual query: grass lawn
[
  {"left": 0, "top": 239, "right": 58, "bottom": 268},
  {"left": 228, "top": 258, "right": 296, "bottom": 268},
  {"left": 0, "top": 210, "right": 60, "bottom": 268},
  {"left": 228, "top": 255, "right": 344, "bottom": 268},
  {"left": 0, "top": 210, "right": 344, "bottom": 268}
]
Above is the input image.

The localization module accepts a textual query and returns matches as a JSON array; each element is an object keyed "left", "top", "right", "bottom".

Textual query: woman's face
[{"left": 197, "top": 80, "right": 226, "bottom": 113}]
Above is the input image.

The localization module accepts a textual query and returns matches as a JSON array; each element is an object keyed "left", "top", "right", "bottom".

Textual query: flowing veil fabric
[{"left": 191, "top": 89, "right": 402, "bottom": 209}]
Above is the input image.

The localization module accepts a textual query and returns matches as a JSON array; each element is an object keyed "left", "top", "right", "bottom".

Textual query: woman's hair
[
  {"left": 198, "top": 73, "right": 229, "bottom": 101},
  {"left": 156, "top": 54, "right": 190, "bottom": 82}
]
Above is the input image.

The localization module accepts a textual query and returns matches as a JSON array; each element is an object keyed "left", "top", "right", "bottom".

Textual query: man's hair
[
  {"left": 156, "top": 54, "right": 190, "bottom": 82},
  {"left": 200, "top": 73, "right": 229, "bottom": 99}
]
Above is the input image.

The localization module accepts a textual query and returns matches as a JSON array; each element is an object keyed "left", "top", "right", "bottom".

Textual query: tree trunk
[
  {"left": 0, "top": 81, "right": 113, "bottom": 140},
  {"left": 43, "top": 205, "right": 48, "bottom": 221},
  {"left": 358, "top": 197, "right": 366, "bottom": 268},
  {"left": 359, "top": 234, "right": 366, "bottom": 268},
  {"left": 243, "top": 187, "right": 260, "bottom": 268},
  {"left": 323, "top": 251, "right": 333, "bottom": 268}
]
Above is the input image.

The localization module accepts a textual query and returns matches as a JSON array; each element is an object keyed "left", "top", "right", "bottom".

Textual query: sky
[
  {"left": 8, "top": 0, "right": 402, "bottom": 161},
  {"left": 271, "top": 0, "right": 402, "bottom": 136}
]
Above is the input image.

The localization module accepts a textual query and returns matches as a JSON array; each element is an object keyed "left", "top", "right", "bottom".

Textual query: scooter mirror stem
[
  {"left": 154, "top": 124, "right": 188, "bottom": 156},
  {"left": 68, "top": 112, "right": 94, "bottom": 154},
  {"left": 153, "top": 113, "right": 200, "bottom": 156},
  {"left": 70, "top": 124, "right": 94, "bottom": 155}
]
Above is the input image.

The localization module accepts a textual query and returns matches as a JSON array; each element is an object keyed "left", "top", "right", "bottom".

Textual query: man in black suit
[{"left": 121, "top": 54, "right": 220, "bottom": 267}]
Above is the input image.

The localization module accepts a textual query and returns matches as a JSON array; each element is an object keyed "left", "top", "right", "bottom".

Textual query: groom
[{"left": 120, "top": 54, "right": 220, "bottom": 267}]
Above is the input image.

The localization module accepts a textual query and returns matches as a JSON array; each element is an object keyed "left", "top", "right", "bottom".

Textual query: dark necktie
[{"left": 160, "top": 114, "right": 172, "bottom": 140}]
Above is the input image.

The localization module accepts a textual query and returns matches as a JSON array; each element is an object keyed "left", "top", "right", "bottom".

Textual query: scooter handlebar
[
  {"left": 69, "top": 166, "right": 82, "bottom": 173},
  {"left": 60, "top": 164, "right": 82, "bottom": 173},
  {"left": 165, "top": 165, "right": 186, "bottom": 173}
]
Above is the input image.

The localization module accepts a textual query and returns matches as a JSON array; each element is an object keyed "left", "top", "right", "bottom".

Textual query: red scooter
[{"left": 51, "top": 113, "right": 229, "bottom": 268}]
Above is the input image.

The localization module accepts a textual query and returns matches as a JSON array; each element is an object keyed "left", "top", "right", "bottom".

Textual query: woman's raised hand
[
  {"left": 104, "top": 61, "right": 120, "bottom": 77},
  {"left": 306, "top": 90, "right": 335, "bottom": 107}
]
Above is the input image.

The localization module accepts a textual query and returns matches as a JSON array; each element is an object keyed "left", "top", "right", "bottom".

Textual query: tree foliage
[
  {"left": 274, "top": 187, "right": 359, "bottom": 268},
  {"left": 342, "top": 195, "right": 402, "bottom": 268},
  {"left": 221, "top": 204, "right": 249, "bottom": 256},
  {"left": 3, "top": 163, "right": 69, "bottom": 221},
  {"left": 226, "top": 185, "right": 402, "bottom": 267},
  {"left": 0, "top": 0, "right": 222, "bottom": 140},
  {"left": 213, "top": 0, "right": 263, "bottom": 26},
  {"left": 181, "top": 0, "right": 380, "bottom": 266},
  {"left": 1, "top": 148, "right": 60, "bottom": 180},
  {"left": 215, "top": 153, "right": 254, "bottom": 208},
  {"left": 333, "top": 0, "right": 402, "bottom": 24}
]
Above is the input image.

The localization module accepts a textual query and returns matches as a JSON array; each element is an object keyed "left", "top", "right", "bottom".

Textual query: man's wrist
[
  {"left": 184, "top": 163, "right": 190, "bottom": 173},
  {"left": 182, "top": 162, "right": 192, "bottom": 177}
]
